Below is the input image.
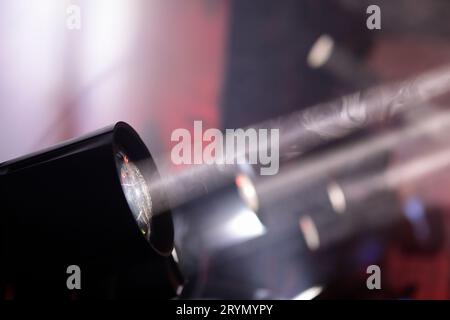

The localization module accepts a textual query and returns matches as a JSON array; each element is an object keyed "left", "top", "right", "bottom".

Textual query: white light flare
[
  {"left": 307, "top": 34, "right": 334, "bottom": 69},
  {"left": 224, "top": 208, "right": 266, "bottom": 243},
  {"left": 292, "top": 286, "right": 323, "bottom": 300},
  {"left": 299, "top": 215, "right": 320, "bottom": 251}
]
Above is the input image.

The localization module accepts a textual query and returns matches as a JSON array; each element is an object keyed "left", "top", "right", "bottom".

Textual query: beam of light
[
  {"left": 142, "top": 65, "right": 450, "bottom": 218},
  {"left": 256, "top": 109, "right": 450, "bottom": 207},
  {"left": 343, "top": 145, "right": 450, "bottom": 204},
  {"left": 291, "top": 145, "right": 450, "bottom": 253},
  {"left": 253, "top": 64, "right": 450, "bottom": 161}
]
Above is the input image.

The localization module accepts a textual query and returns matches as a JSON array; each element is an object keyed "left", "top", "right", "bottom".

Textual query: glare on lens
[{"left": 116, "top": 151, "right": 153, "bottom": 237}]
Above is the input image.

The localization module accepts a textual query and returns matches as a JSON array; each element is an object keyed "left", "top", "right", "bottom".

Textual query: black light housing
[{"left": 0, "top": 122, "right": 182, "bottom": 299}]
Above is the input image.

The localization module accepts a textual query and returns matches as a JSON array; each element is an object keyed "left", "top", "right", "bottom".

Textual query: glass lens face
[{"left": 116, "top": 150, "right": 152, "bottom": 237}]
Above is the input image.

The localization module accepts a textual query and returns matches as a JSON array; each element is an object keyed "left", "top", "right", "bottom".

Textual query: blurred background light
[
  {"left": 292, "top": 286, "right": 323, "bottom": 300},
  {"left": 224, "top": 208, "right": 266, "bottom": 242}
]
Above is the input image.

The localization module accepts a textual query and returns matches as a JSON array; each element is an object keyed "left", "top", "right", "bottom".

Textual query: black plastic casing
[{"left": 0, "top": 122, "right": 182, "bottom": 299}]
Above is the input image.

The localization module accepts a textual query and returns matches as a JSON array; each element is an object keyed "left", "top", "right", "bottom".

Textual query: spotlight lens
[{"left": 116, "top": 151, "right": 152, "bottom": 237}]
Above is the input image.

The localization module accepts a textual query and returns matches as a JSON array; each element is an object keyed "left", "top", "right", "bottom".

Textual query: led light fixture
[{"left": 0, "top": 122, "right": 182, "bottom": 299}]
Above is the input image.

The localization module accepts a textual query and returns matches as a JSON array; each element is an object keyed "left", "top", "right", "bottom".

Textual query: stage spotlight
[{"left": 0, "top": 122, "right": 182, "bottom": 299}]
